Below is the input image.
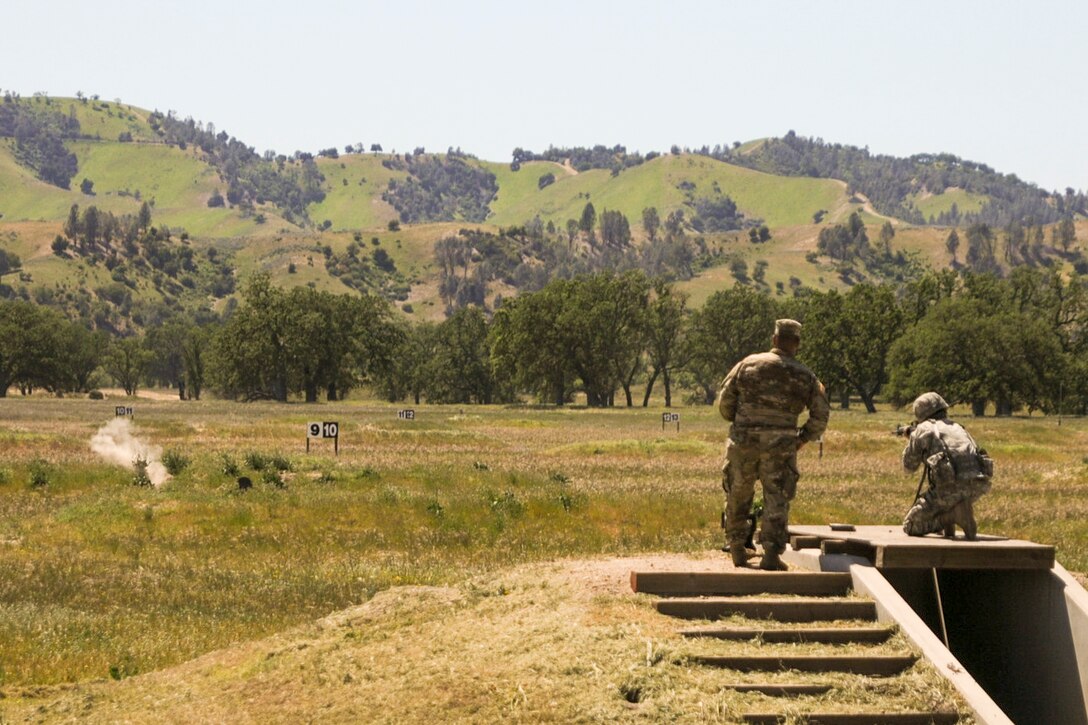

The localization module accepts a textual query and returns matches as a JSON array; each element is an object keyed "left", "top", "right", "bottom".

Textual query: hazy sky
[{"left": 4, "top": 0, "right": 1085, "bottom": 192}]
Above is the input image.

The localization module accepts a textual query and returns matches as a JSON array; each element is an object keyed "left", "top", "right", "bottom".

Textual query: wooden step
[
  {"left": 631, "top": 571, "right": 852, "bottom": 597},
  {"left": 694, "top": 654, "right": 917, "bottom": 677},
  {"left": 680, "top": 626, "right": 894, "bottom": 644},
  {"left": 657, "top": 597, "right": 877, "bottom": 622},
  {"left": 743, "top": 713, "right": 957, "bottom": 725},
  {"left": 723, "top": 682, "right": 832, "bottom": 697}
]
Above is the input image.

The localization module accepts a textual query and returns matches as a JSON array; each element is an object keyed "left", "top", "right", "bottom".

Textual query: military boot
[
  {"left": 759, "top": 546, "right": 788, "bottom": 571},
  {"left": 729, "top": 543, "right": 749, "bottom": 568}
]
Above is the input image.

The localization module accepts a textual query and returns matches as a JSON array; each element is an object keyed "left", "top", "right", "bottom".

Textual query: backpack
[{"left": 926, "top": 420, "right": 994, "bottom": 485}]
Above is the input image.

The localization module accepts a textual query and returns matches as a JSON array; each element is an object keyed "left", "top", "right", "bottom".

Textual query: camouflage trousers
[
  {"left": 903, "top": 478, "right": 992, "bottom": 537},
  {"left": 722, "top": 432, "right": 800, "bottom": 553}
]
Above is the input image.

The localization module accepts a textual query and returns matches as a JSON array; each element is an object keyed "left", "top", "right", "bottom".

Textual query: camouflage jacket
[
  {"left": 903, "top": 419, "right": 990, "bottom": 487},
  {"left": 716, "top": 348, "right": 830, "bottom": 443}
]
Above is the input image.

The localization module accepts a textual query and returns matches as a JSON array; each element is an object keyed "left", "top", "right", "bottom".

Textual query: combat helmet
[{"left": 912, "top": 392, "right": 949, "bottom": 421}]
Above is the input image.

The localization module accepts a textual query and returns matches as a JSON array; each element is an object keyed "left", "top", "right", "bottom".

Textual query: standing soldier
[
  {"left": 717, "top": 319, "right": 830, "bottom": 570},
  {"left": 901, "top": 392, "right": 993, "bottom": 540}
]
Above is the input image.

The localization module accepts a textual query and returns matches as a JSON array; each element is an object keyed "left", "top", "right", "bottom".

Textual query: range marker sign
[
  {"left": 661, "top": 412, "right": 680, "bottom": 431},
  {"left": 307, "top": 421, "right": 340, "bottom": 455}
]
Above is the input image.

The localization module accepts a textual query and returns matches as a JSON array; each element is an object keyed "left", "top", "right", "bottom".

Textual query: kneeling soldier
[{"left": 902, "top": 392, "right": 993, "bottom": 540}]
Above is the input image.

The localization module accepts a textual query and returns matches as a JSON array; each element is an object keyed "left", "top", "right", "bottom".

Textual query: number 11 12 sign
[{"left": 307, "top": 421, "right": 339, "bottom": 454}]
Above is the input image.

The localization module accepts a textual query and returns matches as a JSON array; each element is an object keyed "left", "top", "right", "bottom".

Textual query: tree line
[
  {"left": 5, "top": 265, "right": 1084, "bottom": 418},
  {"left": 149, "top": 111, "right": 326, "bottom": 224},
  {"left": 381, "top": 151, "right": 497, "bottom": 224},
  {"left": 510, "top": 145, "right": 653, "bottom": 175},
  {"left": 429, "top": 202, "right": 724, "bottom": 316},
  {"left": 0, "top": 93, "right": 80, "bottom": 188},
  {"left": 704, "top": 130, "right": 1088, "bottom": 228}
]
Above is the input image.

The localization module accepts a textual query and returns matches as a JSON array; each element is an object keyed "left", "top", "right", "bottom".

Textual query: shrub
[
  {"left": 262, "top": 469, "right": 284, "bottom": 488},
  {"left": 162, "top": 450, "right": 190, "bottom": 476},
  {"left": 28, "top": 459, "right": 50, "bottom": 488},
  {"left": 244, "top": 451, "right": 268, "bottom": 471},
  {"left": 0, "top": 469, "right": 10, "bottom": 486},
  {"left": 88, "top": 390, "right": 104, "bottom": 400},
  {"left": 488, "top": 490, "right": 523, "bottom": 518},
  {"left": 220, "top": 454, "right": 240, "bottom": 476},
  {"left": 269, "top": 455, "right": 292, "bottom": 472}
]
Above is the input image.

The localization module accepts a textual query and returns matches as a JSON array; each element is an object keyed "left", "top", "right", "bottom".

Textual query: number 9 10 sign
[{"left": 306, "top": 421, "right": 339, "bottom": 454}]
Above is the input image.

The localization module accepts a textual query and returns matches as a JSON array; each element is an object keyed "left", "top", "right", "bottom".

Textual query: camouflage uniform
[
  {"left": 902, "top": 419, "right": 992, "bottom": 537},
  {"left": 717, "top": 325, "right": 830, "bottom": 558}
]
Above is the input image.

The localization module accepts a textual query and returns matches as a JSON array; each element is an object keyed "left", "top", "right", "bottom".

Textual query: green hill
[
  {"left": 1, "top": 96, "right": 1084, "bottom": 328},
  {"left": 485, "top": 154, "right": 850, "bottom": 230},
  {"left": 309, "top": 154, "right": 407, "bottom": 231}
]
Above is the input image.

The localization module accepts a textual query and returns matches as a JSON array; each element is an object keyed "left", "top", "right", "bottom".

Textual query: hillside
[
  {"left": 1, "top": 95, "right": 1085, "bottom": 327},
  {"left": 486, "top": 154, "right": 851, "bottom": 230}
]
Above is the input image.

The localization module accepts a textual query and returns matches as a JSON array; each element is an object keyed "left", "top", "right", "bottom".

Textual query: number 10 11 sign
[{"left": 307, "top": 421, "right": 339, "bottom": 455}]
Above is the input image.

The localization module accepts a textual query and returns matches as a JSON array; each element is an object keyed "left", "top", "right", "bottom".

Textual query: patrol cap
[
  {"left": 912, "top": 392, "right": 949, "bottom": 421},
  {"left": 774, "top": 319, "right": 802, "bottom": 340}
]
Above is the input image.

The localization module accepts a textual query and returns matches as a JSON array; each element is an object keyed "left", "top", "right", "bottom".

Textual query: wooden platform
[
  {"left": 631, "top": 571, "right": 852, "bottom": 597},
  {"left": 743, "top": 713, "right": 958, "bottom": 724},
  {"left": 788, "top": 525, "right": 1054, "bottom": 570},
  {"left": 694, "top": 654, "right": 917, "bottom": 676},
  {"left": 680, "top": 625, "right": 895, "bottom": 644},
  {"left": 656, "top": 597, "right": 876, "bottom": 622}
]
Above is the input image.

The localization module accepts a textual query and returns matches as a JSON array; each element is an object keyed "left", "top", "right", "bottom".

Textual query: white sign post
[
  {"left": 661, "top": 412, "right": 680, "bottom": 431},
  {"left": 115, "top": 406, "right": 134, "bottom": 418},
  {"left": 397, "top": 409, "right": 415, "bottom": 420},
  {"left": 307, "top": 421, "right": 340, "bottom": 455}
]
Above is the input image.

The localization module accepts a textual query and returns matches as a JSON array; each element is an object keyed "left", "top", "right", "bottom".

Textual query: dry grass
[
  {"left": 0, "top": 556, "right": 968, "bottom": 724},
  {"left": 0, "top": 395, "right": 1083, "bottom": 720}
]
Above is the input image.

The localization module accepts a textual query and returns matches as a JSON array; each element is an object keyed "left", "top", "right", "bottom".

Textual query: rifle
[
  {"left": 744, "top": 502, "right": 764, "bottom": 550},
  {"left": 893, "top": 422, "right": 916, "bottom": 438},
  {"left": 720, "top": 501, "right": 764, "bottom": 551}
]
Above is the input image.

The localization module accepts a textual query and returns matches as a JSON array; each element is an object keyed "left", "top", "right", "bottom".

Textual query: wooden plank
[
  {"left": 791, "top": 535, "right": 823, "bottom": 550},
  {"left": 743, "top": 713, "right": 958, "bottom": 724},
  {"left": 680, "top": 626, "right": 895, "bottom": 644},
  {"left": 875, "top": 543, "right": 1054, "bottom": 570},
  {"left": 820, "top": 539, "right": 849, "bottom": 554},
  {"left": 723, "top": 683, "right": 832, "bottom": 696},
  {"left": 694, "top": 654, "right": 916, "bottom": 676},
  {"left": 788, "top": 525, "right": 1054, "bottom": 570},
  {"left": 630, "top": 571, "right": 852, "bottom": 596},
  {"left": 656, "top": 598, "right": 877, "bottom": 622}
]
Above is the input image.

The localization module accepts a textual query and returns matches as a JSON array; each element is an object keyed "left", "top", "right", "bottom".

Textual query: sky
[{"left": 3, "top": 0, "right": 1085, "bottom": 192}]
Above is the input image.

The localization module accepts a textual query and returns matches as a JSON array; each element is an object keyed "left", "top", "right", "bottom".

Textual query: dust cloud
[{"left": 89, "top": 418, "right": 170, "bottom": 487}]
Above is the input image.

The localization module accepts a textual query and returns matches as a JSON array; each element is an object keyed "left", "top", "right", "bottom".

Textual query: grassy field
[
  {"left": 309, "top": 154, "right": 407, "bottom": 231},
  {"left": 484, "top": 154, "right": 850, "bottom": 231},
  {"left": 909, "top": 188, "right": 987, "bottom": 221},
  {"left": 0, "top": 395, "right": 1085, "bottom": 700}
]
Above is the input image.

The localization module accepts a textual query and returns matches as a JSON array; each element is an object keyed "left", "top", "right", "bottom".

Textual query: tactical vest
[{"left": 923, "top": 419, "right": 994, "bottom": 487}]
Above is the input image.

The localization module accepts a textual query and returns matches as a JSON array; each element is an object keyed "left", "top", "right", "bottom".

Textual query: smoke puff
[{"left": 89, "top": 418, "right": 170, "bottom": 487}]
